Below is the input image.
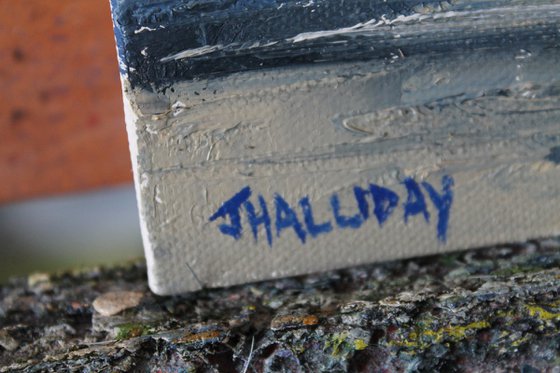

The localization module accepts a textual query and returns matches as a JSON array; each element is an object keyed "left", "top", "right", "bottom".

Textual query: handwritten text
[{"left": 209, "top": 176, "right": 454, "bottom": 245}]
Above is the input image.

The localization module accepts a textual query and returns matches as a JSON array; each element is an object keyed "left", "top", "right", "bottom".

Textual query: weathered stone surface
[
  {"left": 0, "top": 330, "right": 18, "bottom": 352},
  {"left": 1, "top": 238, "right": 560, "bottom": 371}
]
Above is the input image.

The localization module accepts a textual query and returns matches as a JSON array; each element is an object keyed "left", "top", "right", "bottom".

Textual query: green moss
[
  {"left": 492, "top": 265, "right": 540, "bottom": 277},
  {"left": 116, "top": 323, "right": 152, "bottom": 340},
  {"left": 438, "top": 254, "right": 460, "bottom": 268}
]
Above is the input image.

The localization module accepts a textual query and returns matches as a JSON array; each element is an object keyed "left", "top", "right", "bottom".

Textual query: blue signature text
[{"left": 209, "top": 176, "right": 454, "bottom": 245}]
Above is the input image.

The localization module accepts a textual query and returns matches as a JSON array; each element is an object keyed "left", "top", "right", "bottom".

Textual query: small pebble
[
  {"left": 0, "top": 329, "right": 19, "bottom": 351},
  {"left": 27, "top": 272, "right": 53, "bottom": 293},
  {"left": 93, "top": 291, "right": 143, "bottom": 316}
]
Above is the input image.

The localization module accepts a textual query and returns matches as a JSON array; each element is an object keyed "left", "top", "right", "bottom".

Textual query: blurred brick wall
[{"left": 0, "top": 1, "right": 132, "bottom": 203}]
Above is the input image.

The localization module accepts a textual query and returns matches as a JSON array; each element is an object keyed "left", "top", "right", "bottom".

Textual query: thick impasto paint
[{"left": 111, "top": 0, "right": 560, "bottom": 294}]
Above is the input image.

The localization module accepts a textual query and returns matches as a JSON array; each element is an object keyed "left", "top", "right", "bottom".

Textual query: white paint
[
  {"left": 121, "top": 87, "right": 164, "bottom": 295},
  {"left": 159, "top": 41, "right": 279, "bottom": 62},
  {"left": 287, "top": 5, "right": 558, "bottom": 43},
  {"left": 156, "top": 4, "right": 560, "bottom": 63},
  {"left": 288, "top": 18, "right": 384, "bottom": 43},
  {"left": 172, "top": 100, "right": 187, "bottom": 116},
  {"left": 160, "top": 44, "right": 224, "bottom": 62},
  {"left": 135, "top": 26, "right": 158, "bottom": 34}
]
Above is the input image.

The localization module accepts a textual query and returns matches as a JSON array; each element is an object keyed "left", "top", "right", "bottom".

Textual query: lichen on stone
[{"left": 1, "top": 238, "right": 560, "bottom": 371}]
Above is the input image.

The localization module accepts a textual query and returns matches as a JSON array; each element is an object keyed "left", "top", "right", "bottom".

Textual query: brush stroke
[{"left": 111, "top": 0, "right": 560, "bottom": 90}]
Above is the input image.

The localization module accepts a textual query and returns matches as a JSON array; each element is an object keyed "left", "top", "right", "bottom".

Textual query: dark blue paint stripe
[{"left": 110, "top": 0, "right": 560, "bottom": 91}]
